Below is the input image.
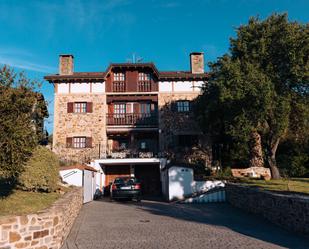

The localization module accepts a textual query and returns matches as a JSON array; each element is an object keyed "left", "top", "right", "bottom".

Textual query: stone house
[{"left": 44, "top": 53, "right": 210, "bottom": 196}]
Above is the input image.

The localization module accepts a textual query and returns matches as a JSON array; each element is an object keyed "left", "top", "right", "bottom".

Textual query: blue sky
[{"left": 0, "top": 0, "right": 308, "bottom": 133}]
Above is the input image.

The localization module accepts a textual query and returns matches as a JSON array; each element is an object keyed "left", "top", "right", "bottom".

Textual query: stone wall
[
  {"left": 226, "top": 184, "right": 309, "bottom": 235},
  {"left": 0, "top": 187, "right": 83, "bottom": 249},
  {"left": 158, "top": 92, "right": 202, "bottom": 151},
  {"left": 231, "top": 167, "right": 271, "bottom": 180},
  {"left": 53, "top": 93, "right": 107, "bottom": 162}
]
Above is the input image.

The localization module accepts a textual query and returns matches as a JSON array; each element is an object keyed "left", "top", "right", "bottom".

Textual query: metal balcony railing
[{"left": 106, "top": 113, "right": 158, "bottom": 126}]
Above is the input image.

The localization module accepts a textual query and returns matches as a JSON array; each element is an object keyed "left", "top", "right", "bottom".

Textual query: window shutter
[
  {"left": 133, "top": 103, "right": 139, "bottom": 113},
  {"left": 86, "top": 102, "right": 93, "bottom": 113},
  {"left": 189, "top": 101, "right": 192, "bottom": 112},
  {"left": 108, "top": 104, "right": 113, "bottom": 114},
  {"left": 86, "top": 137, "right": 92, "bottom": 148},
  {"left": 66, "top": 137, "right": 73, "bottom": 148},
  {"left": 67, "top": 102, "right": 73, "bottom": 113}
]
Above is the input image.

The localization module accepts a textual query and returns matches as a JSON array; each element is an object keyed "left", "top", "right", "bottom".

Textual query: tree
[
  {"left": 0, "top": 66, "right": 48, "bottom": 182},
  {"left": 196, "top": 14, "right": 309, "bottom": 179}
]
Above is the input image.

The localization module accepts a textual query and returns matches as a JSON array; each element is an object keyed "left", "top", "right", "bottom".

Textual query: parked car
[{"left": 110, "top": 177, "right": 141, "bottom": 202}]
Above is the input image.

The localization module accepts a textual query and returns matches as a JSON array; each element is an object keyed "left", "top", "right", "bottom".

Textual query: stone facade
[
  {"left": 158, "top": 92, "right": 201, "bottom": 151},
  {"left": 0, "top": 188, "right": 83, "bottom": 249},
  {"left": 226, "top": 183, "right": 309, "bottom": 236},
  {"left": 53, "top": 93, "right": 107, "bottom": 162}
]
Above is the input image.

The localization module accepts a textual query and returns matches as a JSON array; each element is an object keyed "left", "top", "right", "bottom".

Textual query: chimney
[
  {"left": 59, "top": 54, "right": 74, "bottom": 75},
  {"left": 190, "top": 52, "right": 204, "bottom": 74}
]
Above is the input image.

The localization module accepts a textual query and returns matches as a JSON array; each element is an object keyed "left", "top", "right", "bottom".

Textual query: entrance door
[{"left": 135, "top": 164, "right": 161, "bottom": 196}]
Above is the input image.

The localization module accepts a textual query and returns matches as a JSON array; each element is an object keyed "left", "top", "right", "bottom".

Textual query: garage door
[{"left": 105, "top": 165, "right": 130, "bottom": 186}]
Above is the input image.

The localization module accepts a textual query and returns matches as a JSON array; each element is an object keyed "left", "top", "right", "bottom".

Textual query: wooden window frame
[
  {"left": 73, "top": 137, "right": 86, "bottom": 148},
  {"left": 114, "top": 72, "right": 125, "bottom": 82},
  {"left": 74, "top": 102, "right": 87, "bottom": 113},
  {"left": 176, "top": 101, "right": 190, "bottom": 112}
]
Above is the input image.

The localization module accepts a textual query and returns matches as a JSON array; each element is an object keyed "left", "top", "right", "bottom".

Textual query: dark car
[{"left": 110, "top": 177, "right": 141, "bottom": 202}]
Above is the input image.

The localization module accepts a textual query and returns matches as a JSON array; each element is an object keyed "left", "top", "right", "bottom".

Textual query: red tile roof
[{"left": 44, "top": 63, "right": 209, "bottom": 81}]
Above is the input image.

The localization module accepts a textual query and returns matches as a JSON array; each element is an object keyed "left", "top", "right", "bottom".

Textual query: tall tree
[
  {"left": 0, "top": 66, "right": 48, "bottom": 182},
  {"left": 196, "top": 14, "right": 309, "bottom": 179}
]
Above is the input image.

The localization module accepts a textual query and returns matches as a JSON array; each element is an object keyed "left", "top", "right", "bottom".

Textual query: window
[
  {"left": 114, "top": 72, "right": 125, "bottom": 81},
  {"left": 114, "top": 103, "right": 126, "bottom": 117},
  {"left": 138, "top": 72, "right": 151, "bottom": 81},
  {"left": 73, "top": 137, "right": 86, "bottom": 148},
  {"left": 140, "top": 103, "right": 151, "bottom": 114},
  {"left": 74, "top": 102, "right": 87, "bottom": 113},
  {"left": 140, "top": 141, "right": 147, "bottom": 149},
  {"left": 177, "top": 101, "right": 190, "bottom": 112}
]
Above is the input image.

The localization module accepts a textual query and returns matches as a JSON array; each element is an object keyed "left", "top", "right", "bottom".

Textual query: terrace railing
[{"left": 106, "top": 113, "right": 158, "bottom": 126}]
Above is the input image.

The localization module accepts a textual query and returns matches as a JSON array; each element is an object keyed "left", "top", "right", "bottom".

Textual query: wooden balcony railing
[
  {"left": 106, "top": 113, "right": 158, "bottom": 126},
  {"left": 113, "top": 81, "right": 125, "bottom": 92},
  {"left": 138, "top": 81, "right": 151, "bottom": 92}
]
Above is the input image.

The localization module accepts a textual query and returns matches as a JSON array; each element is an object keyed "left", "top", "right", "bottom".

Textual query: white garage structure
[
  {"left": 161, "top": 165, "right": 225, "bottom": 202},
  {"left": 59, "top": 165, "right": 99, "bottom": 203}
]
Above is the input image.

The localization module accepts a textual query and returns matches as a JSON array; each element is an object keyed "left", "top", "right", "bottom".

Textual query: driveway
[{"left": 62, "top": 198, "right": 309, "bottom": 249}]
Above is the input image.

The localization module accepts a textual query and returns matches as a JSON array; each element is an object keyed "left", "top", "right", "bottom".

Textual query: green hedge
[{"left": 19, "top": 146, "right": 59, "bottom": 192}]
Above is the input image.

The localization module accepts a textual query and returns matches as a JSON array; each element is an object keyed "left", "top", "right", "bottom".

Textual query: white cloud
[{"left": 0, "top": 48, "right": 56, "bottom": 73}]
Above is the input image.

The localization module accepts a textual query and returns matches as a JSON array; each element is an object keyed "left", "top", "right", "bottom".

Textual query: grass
[
  {"left": 237, "top": 178, "right": 309, "bottom": 195},
  {"left": 0, "top": 190, "right": 60, "bottom": 217}
]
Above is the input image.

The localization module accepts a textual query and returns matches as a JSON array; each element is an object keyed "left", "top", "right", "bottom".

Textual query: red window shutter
[
  {"left": 86, "top": 102, "right": 93, "bottom": 113},
  {"left": 86, "top": 137, "right": 92, "bottom": 148},
  {"left": 66, "top": 137, "right": 73, "bottom": 148},
  {"left": 113, "top": 140, "right": 119, "bottom": 150},
  {"left": 108, "top": 104, "right": 113, "bottom": 114},
  {"left": 126, "top": 103, "right": 132, "bottom": 113},
  {"left": 67, "top": 102, "right": 73, "bottom": 113}
]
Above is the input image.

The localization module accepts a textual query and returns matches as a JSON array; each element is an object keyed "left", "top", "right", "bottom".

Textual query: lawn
[
  {"left": 0, "top": 190, "right": 60, "bottom": 216},
  {"left": 238, "top": 178, "right": 309, "bottom": 195}
]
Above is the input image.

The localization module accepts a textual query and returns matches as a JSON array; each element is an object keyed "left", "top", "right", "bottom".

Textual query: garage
[
  {"left": 134, "top": 163, "right": 161, "bottom": 197},
  {"left": 104, "top": 165, "right": 131, "bottom": 186},
  {"left": 95, "top": 158, "right": 163, "bottom": 198}
]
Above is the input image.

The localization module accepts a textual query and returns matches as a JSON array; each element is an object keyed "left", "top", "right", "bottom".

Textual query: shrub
[{"left": 19, "top": 146, "right": 59, "bottom": 192}]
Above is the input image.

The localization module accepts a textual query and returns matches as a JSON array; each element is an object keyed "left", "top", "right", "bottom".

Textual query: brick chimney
[
  {"left": 59, "top": 54, "right": 74, "bottom": 75},
  {"left": 190, "top": 52, "right": 204, "bottom": 74}
]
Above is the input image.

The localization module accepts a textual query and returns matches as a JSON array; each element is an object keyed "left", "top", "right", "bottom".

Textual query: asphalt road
[{"left": 62, "top": 198, "right": 309, "bottom": 249}]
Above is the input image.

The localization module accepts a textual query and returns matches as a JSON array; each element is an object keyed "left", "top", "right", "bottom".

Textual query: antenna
[{"left": 126, "top": 53, "right": 143, "bottom": 63}]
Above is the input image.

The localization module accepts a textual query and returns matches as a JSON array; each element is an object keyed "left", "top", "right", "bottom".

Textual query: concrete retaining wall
[
  {"left": 0, "top": 187, "right": 83, "bottom": 249},
  {"left": 226, "top": 183, "right": 309, "bottom": 235}
]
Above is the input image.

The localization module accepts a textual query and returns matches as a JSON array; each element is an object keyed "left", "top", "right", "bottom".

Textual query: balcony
[
  {"left": 138, "top": 81, "right": 151, "bottom": 92},
  {"left": 113, "top": 81, "right": 125, "bottom": 92},
  {"left": 106, "top": 113, "right": 158, "bottom": 126}
]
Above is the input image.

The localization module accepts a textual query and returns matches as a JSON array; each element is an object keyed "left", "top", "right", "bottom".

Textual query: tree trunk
[
  {"left": 267, "top": 137, "right": 281, "bottom": 179},
  {"left": 249, "top": 131, "right": 264, "bottom": 167},
  {"left": 268, "top": 156, "right": 281, "bottom": 179}
]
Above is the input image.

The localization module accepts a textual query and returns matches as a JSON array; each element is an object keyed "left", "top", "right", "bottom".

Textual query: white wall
[
  {"left": 92, "top": 82, "right": 105, "bottom": 93},
  {"left": 58, "top": 83, "right": 70, "bottom": 94},
  {"left": 174, "top": 81, "right": 193, "bottom": 92},
  {"left": 159, "top": 81, "right": 204, "bottom": 93},
  {"left": 168, "top": 166, "right": 194, "bottom": 201},
  {"left": 71, "top": 83, "right": 90, "bottom": 93},
  {"left": 159, "top": 81, "right": 173, "bottom": 92},
  {"left": 166, "top": 166, "right": 225, "bottom": 201},
  {"left": 60, "top": 169, "right": 83, "bottom": 186},
  {"left": 57, "top": 82, "right": 106, "bottom": 94}
]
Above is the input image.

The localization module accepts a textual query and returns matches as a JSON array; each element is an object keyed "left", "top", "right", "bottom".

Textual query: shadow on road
[{"left": 96, "top": 197, "right": 309, "bottom": 249}]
